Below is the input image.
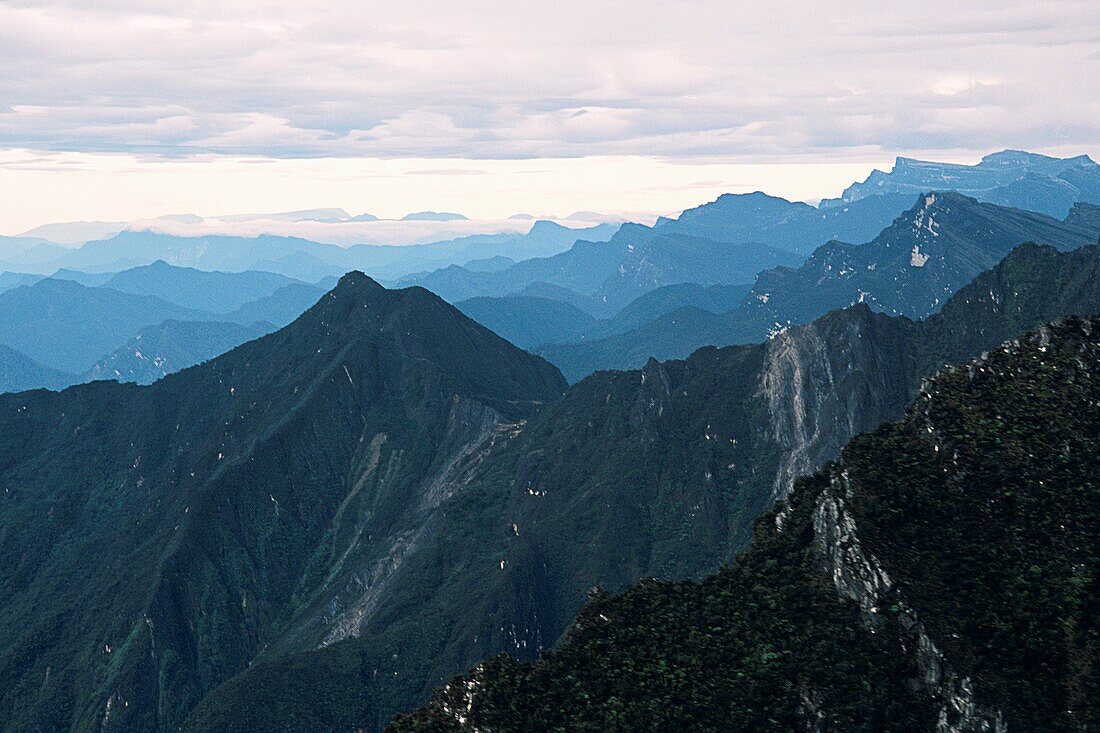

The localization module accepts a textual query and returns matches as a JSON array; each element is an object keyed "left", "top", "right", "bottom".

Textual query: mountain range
[
  {"left": 1, "top": 150, "right": 1099, "bottom": 733},
  {"left": 391, "top": 312, "right": 1100, "bottom": 733},
  {"left": 0, "top": 220, "right": 617, "bottom": 283},
  {"left": 401, "top": 224, "right": 800, "bottom": 313},
  {"left": 0, "top": 265, "right": 329, "bottom": 391},
  {"left": 542, "top": 193, "right": 1100, "bottom": 381},
  {"left": 822, "top": 149, "right": 1100, "bottom": 218},
  {"left": 654, "top": 189, "right": 917, "bottom": 256},
  {"left": 455, "top": 283, "right": 753, "bottom": 351},
  {"left": 178, "top": 242, "right": 1100, "bottom": 733},
  {"left": 0, "top": 237, "right": 1090, "bottom": 732}
]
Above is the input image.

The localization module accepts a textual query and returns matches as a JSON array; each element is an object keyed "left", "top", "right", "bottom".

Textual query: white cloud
[
  {"left": 0, "top": 149, "right": 887, "bottom": 235},
  {"left": 0, "top": 0, "right": 1094, "bottom": 161},
  {"left": 0, "top": 0, "right": 1097, "bottom": 230}
]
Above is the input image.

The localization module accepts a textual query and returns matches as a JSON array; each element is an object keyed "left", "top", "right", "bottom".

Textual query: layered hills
[
  {"left": 823, "top": 149, "right": 1100, "bottom": 218},
  {"left": 543, "top": 194, "right": 1100, "bottom": 381},
  {"left": 179, "top": 243, "right": 1100, "bottom": 733},
  {"left": 393, "top": 312, "right": 1100, "bottom": 732}
]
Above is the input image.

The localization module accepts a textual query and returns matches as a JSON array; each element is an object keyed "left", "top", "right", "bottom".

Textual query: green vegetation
[
  {"left": 182, "top": 244, "right": 1100, "bottom": 733},
  {"left": 1, "top": 244, "right": 1098, "bottom": 733},
  {"left": 391, "top": 315, "right": 1100, "bottom": 732},
  {"left": 0, "top": 273, "right": 566, "bottom": 732}
]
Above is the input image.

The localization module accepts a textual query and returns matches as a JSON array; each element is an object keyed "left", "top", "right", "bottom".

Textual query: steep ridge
[
  {"left": 543, "top": 194, "right": 1100, "bottom": 381},
  {"left": 661, "top": 190, "right": 916, "bottom": 255},
  {"left": 0, "top": 273, "right": 566, "bottom": 732},
  {"left": 747, "top": 192, "right": 1099, "bottom": 325},
  {"left": 180, "top": 243, "right": 1100, "bottom": 732},
  {"left": 392, "top": 314, "right": 1100, "bottom": 733}
]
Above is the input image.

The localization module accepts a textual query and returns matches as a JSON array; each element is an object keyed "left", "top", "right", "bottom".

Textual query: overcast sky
[{"left": 1, "top": 0, "right": 1098, "bottom": 231}]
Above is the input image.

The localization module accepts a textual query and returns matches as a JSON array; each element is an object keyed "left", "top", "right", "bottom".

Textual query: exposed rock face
[
  {"left": 759, "top": 305, "right": 914, "bottom": 501},
  {"left": 812, "top": 471, "right": 1005, "bottom": 733},
  {"left": 389, "top": 315, "right": 1099, "bottom": 733},
  {"left": 183, "top": 245, "right": 1100, "bottom": 733},
  {"left": 323, "top": 397, "right": 505, "bottom": 646}
]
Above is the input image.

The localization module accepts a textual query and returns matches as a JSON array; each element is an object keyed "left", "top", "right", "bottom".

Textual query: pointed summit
[
  {"left": 333, "top": 269, "right": 385, "bottom": 292},
  {"left": 0, "top": 250, "right": 568, "bottom": 732}
]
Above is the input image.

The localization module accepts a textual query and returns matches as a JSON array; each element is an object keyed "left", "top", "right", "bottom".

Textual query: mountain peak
[
  {"left": 333, "top": 270, "right": 385, "bottom": 293},
  {"left": 975, "top": 149, "right": 1097, "bottom": 167},
  {"left": 401, "top": 211, "right": 468, "bottom": 222},
  {"left": 979, "top": 149, "right": 1054, "bottom": 166},
  {"left": 528, "top": 219, "right": 569, "bottom": 235}
]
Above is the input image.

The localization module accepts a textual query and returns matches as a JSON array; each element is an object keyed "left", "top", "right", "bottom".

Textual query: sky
[{"left": 1, "top": 0, "right": 1098, "bottom": 234}]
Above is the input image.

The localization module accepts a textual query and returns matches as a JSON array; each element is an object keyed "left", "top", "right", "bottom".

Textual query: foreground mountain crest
[{"left": 390, "top": 315, "right": 1100, "bottom": 732}]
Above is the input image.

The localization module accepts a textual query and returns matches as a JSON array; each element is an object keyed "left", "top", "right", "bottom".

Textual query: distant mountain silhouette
[
  {"left": 822, "top": 149, "right": 1100, "bottom": 218},
  {"left": 403, "top": 224, "right": 798, "bottom": 311},
  {"left": 103, "top": 261, "right": 303, "bottom": 313},
  {"left": 541, "top": 194, "right": 1100, "bottom": 380},
  {"left": 0, "top": 344, "right": 75, "bottom": 393},
  {"left": 0, "top": 278, "right": 210, "bottom": 373},
  {"left": 401, "top": 211, "right": 469, "bottom": 221}
]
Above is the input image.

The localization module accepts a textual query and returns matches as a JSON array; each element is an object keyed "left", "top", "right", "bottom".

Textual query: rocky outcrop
[
  {"left": 812, "top": 471, "right": 1005, "bottom": 733},
  {"left": 759, "top": 305, "right": 913, "bottom": 501}
]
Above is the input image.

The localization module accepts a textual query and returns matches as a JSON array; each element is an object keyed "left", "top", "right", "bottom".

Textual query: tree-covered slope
[
  {"left": 223, "top": 282, "right": 327, "bottom": 327},
  {"left": 0, "top": 344, "right": 76, "bottom": 393},
  {"left": 0, "top": 274, "right": 566, "bottom": 733},
  {"left": 180, "top": 243, "right": 1100, "bottom": 733},
  {"left": 0, "top": 278, "right": 212, "bottom": 373},
  {"left": 391, "top": 314, "right": 1100, "bottom": 733},
  {"left": 83, "top": 319, "right": 275, "bottom": 385},
  {"left": 455, "top": 296, "right": 596, "bottom": 350}
]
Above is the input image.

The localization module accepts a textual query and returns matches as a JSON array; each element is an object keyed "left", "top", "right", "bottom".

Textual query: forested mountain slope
[
  {"left": 393, "top": 313, "right": 1100, "bottom": 733},
  {"left": 181, "top": 243, "right": 1100, "bottom": 733},
  {"left": 0, "top": 274, "right": 566, "bottom": 732}
]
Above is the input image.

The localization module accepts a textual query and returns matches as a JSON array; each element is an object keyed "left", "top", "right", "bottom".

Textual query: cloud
[{"left": 0, "top": 0, "right": 1095, "bottom": 161}]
